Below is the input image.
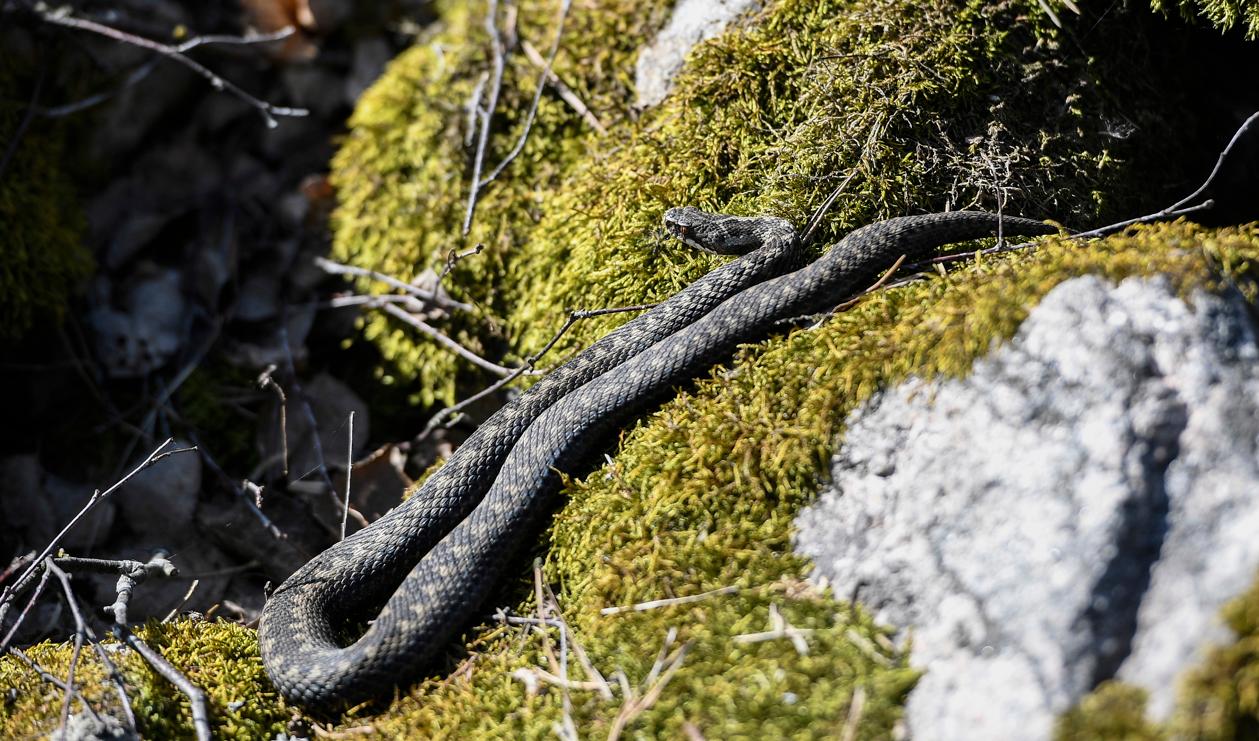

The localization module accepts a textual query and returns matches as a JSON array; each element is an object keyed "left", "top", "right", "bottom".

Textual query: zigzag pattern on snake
[{"left": 259, "top": 208, "right": 1058, "bottom": 708}]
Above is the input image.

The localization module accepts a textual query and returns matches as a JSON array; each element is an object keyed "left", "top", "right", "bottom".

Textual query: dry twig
[
  {"left": 418, "top": 302, "right": 654, "bottom": 439},
  {"left": 27, "top": 4, "right": 306, "bottom": 127},
  {"left": 480, "top": 0, "right": 576, "bottom": 186},
  {"left": 463, "top": 0, "right": 506, "bottom": 234}
]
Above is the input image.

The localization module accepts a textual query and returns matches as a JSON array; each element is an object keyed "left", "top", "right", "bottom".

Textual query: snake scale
[{"left": 259, "top": 208, "right": 1057, "bottom": 708}]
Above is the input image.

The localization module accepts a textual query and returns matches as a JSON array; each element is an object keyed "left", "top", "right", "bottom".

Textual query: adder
[{"left": 259, "top": 206, "right": 1058, "bottom": 708}]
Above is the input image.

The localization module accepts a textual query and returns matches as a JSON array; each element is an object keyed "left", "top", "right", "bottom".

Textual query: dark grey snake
[{"left": 259, "top": 207, "right": 1057, "bottom": 708}]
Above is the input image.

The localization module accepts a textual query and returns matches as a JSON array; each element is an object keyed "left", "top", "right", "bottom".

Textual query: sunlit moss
[
  {"left": 0, "top": 621, "right": 288, "bottom": 740},
  {"left": 332, "top": 0, "right": 1188, "bottom": 406}
]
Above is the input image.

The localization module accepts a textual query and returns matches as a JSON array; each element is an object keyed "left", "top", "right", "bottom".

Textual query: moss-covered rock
[
  {"left": 0, "top": 620, "right": 288, "bottom": 740},
  {"left": 331, "top": 220, "right": 1257, "bottom": 736},
  {"left": 0, "top": 60, "right": 92, "bottom": 341},
  {"left": 1058, "top": 570, "right": 1259, "bottom": 739},
  {"left": 333, "top": 0, "right": 1197, "bottom": 407},
  {"left": 331, "top": 0, "right": 676, "bottom": 406},
  {"left": 5, "top": 228, "right": 1259, "bottom": 738}
]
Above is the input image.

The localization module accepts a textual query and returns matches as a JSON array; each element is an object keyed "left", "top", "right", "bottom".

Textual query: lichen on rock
[{"left": 797, "top": 269, "right": 1259, "bottom": 739}]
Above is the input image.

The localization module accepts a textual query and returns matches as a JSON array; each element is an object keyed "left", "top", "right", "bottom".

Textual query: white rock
[
  {"left": 635, "top": 0, "right": 760, "bottom": 107},
  {"left": 794, "top": 275, "right": 1259, "bottom": 739}
]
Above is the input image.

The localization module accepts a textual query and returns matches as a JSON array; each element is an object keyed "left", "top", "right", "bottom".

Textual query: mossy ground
[
  {"left": 0, "top": 620, "right": 289, "bottom": 739},
  {"left": 6, "top": 0, "right": 1259, "bottom": 737},
  {"left": 0, "top": 56, "right": 93, "bottom": 342}
]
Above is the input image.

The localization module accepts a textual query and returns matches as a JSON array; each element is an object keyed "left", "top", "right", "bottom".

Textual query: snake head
[{"left": 663, "top": 206, "right": 790, "bottom": 255}]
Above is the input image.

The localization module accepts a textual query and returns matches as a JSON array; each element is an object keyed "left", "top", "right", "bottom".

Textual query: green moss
[
  {"left": 1172, "top": 575, "right": 1259, "bottom": 739},
  {"left": 0, "top": 61, "right": 93, "bottom": 341},
  {"left": 1057, "top": 681, "right": 1167, "bottom": 741},
  {"left": 1150, "top": 0, "right": 1259, "bottom": 38},
  {"left": 333, "top": 0, "right": 1190, "bottom": 406},
  {"left": 330, "top": 0, "right": 675, "bottom": 406},
  {"left": 0, "top": 620, "right": 288, "bottom": 740}
]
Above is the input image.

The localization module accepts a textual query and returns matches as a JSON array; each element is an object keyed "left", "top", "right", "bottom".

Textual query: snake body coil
[{"left": 260, "top": 208, "right": 1057, "bottom": 708}]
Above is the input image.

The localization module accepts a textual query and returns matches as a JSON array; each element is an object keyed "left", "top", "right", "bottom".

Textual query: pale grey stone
[
  {"left": 794, "top": 275, "right": 1259, "bottom": 739},
  {"left": 116, "top": 439, "right": 203, "bottom": 534},
  {"left": 87, "top": 267, "right": 189, "bottom": 378},
  {"left": 0, "top": 455, "right": 116, "bottom": 551},
  {"left": 635, "top": 0, "right": 760, "bottom": 107}
]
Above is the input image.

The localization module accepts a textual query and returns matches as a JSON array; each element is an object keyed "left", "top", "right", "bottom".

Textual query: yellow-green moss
[
  {"left": 0, "top": 61, "right": 92, "bottom": 341},
  {"left": 1056, "top": 570, "right": 1259, "bottom": 739},
  {"left": 0, "top": 620, "right": 288, "bottom": 740},
  {"left": 333, "top": 0, "right": 1188, "bottom": 406},
  {"left": 1057, "top": 681, "right": 1167, "bottom": 741},
  {"left": 1151, "top": 0, "right": 1259, "bottom": 38},
  {"left": 331, "top": 0, "right": 676, "bottom": 406}
]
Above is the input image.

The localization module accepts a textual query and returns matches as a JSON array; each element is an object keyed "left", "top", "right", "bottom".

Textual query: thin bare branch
[
  {"left": 32, "top": 7, "right": 306, "bottom": 127},
  {"left": 519, "top": 39, "right": 605, "bottom": 135},
  {"left": 341, "top": 411, "right": 355, "bottom": 541},
  {"left": 481, "top": 0, "right": 575, "bottom": 186},
  {"left": 117, "top": 627, "right": 211, "bottom": 741},
  {"left": 418, "top": 302, "right": 654, "bottom": 439},
  {"left": 0, "top": 439, "right": 194, "bottom": 624},
  {"left": 601, "top": 585, "right": 740, "bottom": 616},
  {"left": 189, "top": 431, "right": 285, "bottom": 539},
  {"left": 0, "top": 563, "right": 51, "bottom": 655},
  {"left": 315, "top": 256, "right": 474, "bottom": 313},
  {"left": 40, "top": 27, "right": 297, "bottom": 118},
  {"left": 381, "top": 302, "right": 518, "bottom": 377},
  {"left": 46, "top": 561, "right": 93, "bottom": 733},
  {"left": 277, "top": 321, "right": 369, "bottom": 530},
  {"left": 463, "top": 0, "right": 506, "bottom": 234},
  {"left": 257, "top": 364, "right": 289, "bottom": 478}
]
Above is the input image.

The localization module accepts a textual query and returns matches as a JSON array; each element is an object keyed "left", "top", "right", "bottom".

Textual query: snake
[{"left": 259, "top": 207, "right": 1058, "bottom": 709}]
